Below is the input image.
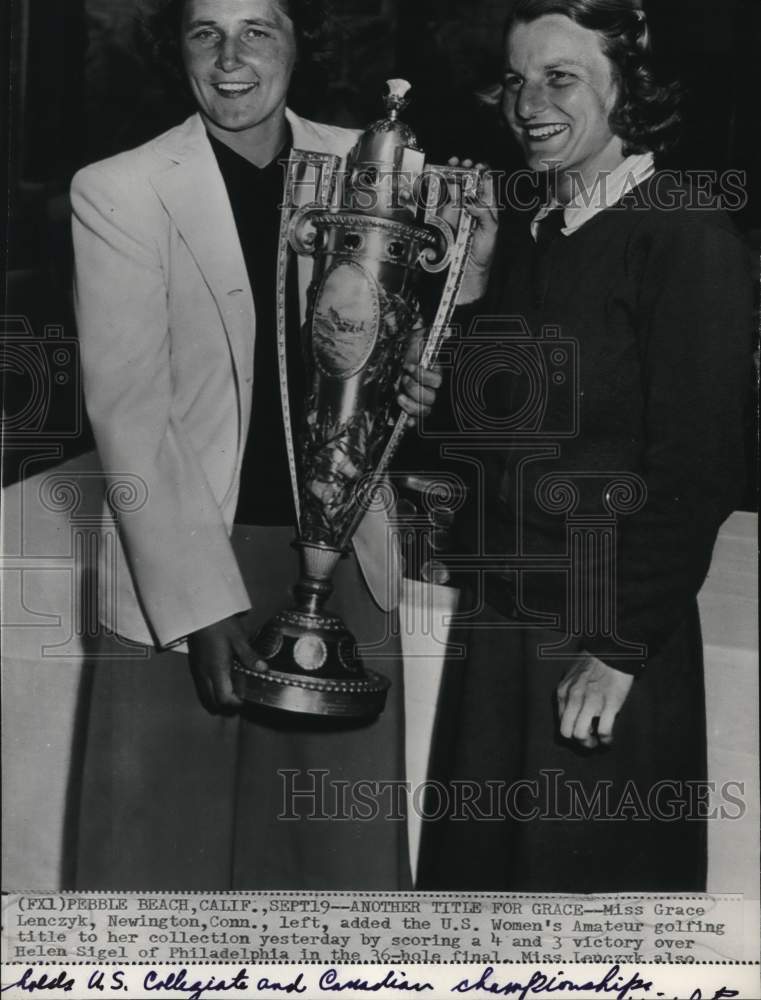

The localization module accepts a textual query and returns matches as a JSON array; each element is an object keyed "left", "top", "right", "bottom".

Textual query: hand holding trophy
[{"left": 232, "top": 80, "right": 480, "bottom": 720}]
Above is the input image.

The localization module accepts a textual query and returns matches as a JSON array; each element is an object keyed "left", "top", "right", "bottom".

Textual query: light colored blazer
[{"left": 71, "top": 110, "right": 401, "bottom": 649}]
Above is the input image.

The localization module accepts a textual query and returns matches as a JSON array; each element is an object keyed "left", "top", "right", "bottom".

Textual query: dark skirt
[
  {"left": 417, "top": 600, "right": 707, "bottom": 892},
  {"left": 73, "top": 526, "right": 410, "bottom": 890}
]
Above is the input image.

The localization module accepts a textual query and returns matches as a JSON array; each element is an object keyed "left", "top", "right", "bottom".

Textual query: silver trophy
[{"left": 232, "top": 80, "right": 479, "bottom": 719}]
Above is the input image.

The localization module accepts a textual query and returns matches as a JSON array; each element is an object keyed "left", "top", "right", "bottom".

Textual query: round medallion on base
[{"left": 232, "top": 606, "right": 390, "bottom": 720}]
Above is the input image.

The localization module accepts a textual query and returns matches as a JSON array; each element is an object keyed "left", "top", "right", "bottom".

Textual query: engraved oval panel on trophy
[{"left": 311, "top": 261, "right": 380, "bottom": 379}]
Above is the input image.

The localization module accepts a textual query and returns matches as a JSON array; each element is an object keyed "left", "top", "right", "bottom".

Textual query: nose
[
  {"left": 513, "top": 80, "right": 548, "bottom": 121},
  {"left": 215, "top": 36, "right": 243, "bottom": 73}
]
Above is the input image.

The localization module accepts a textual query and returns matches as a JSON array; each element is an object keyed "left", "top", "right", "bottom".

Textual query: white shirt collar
[{"left": 531, "top": 152, "right": 655, "bottom": 241}]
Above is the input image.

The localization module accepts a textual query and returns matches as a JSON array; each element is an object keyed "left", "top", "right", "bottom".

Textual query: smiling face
[
  {"left": 181, "top": 0, "right": 296, "bottom": 140},
  {"left": 503, "top": 14, "right": 625, "bottom": 198}
]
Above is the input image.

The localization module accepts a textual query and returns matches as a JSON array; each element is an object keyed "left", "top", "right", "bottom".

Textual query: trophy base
[{"left": 233, "top": 607, "right": 391, "bottom": 720}]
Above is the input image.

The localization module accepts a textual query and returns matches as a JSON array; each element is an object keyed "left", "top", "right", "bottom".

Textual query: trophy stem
[
  {"left": 293, "top": 543, "right": 341, "bottom": 616},
  {"left": 232, "top": 542, "right": 391, "bottom": 719},
  {"left": 293, "top": 577, "right": 331, "bottom": 617}
]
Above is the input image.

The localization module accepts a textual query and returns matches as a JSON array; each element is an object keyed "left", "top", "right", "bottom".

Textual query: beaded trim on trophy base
[
  {"left": 233, "top": 661, "right": 390, "bottom": 719},
  {"left": 231, "top": 543, "right": 391, "bottom": 719},
  {"left": 233, "top": 608, "right": 390, "bottom": 719}
]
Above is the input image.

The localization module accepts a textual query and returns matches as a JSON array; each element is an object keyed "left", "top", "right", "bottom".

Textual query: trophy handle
[
  {"left": 277, "top": 150, "right": 341, "bottom": 530},
  {"left": 418, "top": 168, "right": 454, "bottom": 275},
  {"left": 418, "top": 165, "right": 482, "bottom": 362},
  {"left": 286, "top": 150, "right": 341, "bottom": 212},
  {"left": 282, "top": 150, "right": 341, "bottom": 256},
  {"left": 418, "top": 165, "right": 480, "bottom": 275},
  {"left": 336, "top": 166, "right": 481, "bottom": 548}
]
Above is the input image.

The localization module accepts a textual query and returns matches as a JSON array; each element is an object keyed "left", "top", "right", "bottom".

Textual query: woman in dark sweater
[{"left": 418, "top": 0, "right": 753, "bottom": 891}]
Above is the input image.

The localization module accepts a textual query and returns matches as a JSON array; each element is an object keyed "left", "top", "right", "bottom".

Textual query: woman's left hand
[
  {"left": 557, "top": 653, "right": 634, "bottom": 749},
  {"left": 397, "top": 324, "right": 443, "bottom": 426},
  {"left": 448, "top": 158, "right": 499, "bottom": 304}
]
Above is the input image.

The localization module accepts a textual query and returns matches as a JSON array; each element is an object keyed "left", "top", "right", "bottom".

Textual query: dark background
[{"left": 3, "top": 0, "right": 759, "bottom": 500}]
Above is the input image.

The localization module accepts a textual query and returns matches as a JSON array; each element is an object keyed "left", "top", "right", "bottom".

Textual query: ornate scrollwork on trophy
[{"left": 232, "top": 80, "right": 481, "bottom": 720}]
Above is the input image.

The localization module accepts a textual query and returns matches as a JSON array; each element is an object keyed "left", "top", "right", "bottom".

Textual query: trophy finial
[
  {"left": 361, "top": 77, "right": 421, "bottom": 152},
  {"left": 384, "top": 78, "right": 412, "bottom": 119}
]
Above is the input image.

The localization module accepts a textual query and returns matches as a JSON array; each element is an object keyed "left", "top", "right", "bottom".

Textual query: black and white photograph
[{"left": 2, "top": 0, "right": 759, "bottom": 994}]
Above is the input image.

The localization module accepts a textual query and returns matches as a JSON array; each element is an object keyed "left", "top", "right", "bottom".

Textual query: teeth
[
  {"left": 215, "top": 83, "right": 256, "bottom": 92},
  {"left": 526, "top": 124, "right": 568, "bottom": 139}
]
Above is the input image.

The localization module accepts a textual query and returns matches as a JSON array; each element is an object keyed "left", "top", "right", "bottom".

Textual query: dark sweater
[
  {"left": 452, "top": 174, "right": 754, "bottom": 673},
  {"left": 209, "top": 132, "right": 303, "bottom": 527}
]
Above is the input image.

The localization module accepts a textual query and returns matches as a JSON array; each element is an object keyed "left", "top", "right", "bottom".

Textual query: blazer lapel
[
  {"left": 146, "top": 112, "right": 357, "bottom": 445},
  {"left": 149, "top": 116, "right": 255, "bottom": 413}
]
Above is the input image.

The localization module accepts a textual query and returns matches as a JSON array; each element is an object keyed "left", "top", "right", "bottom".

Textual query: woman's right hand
[
  {"left": 187, "top": 612, "right": 257, "bottom": 713},
  {"left": 449, "top": 157, "right": 499, "bottom": 304}
]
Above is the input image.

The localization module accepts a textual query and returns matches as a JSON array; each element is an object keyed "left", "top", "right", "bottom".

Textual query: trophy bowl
[{"left": 232, "top": 80, "right": 479, "bottom": 720}]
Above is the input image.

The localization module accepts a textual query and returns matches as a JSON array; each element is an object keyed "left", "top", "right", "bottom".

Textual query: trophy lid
[
  {"left": 366, "top": 78, "right": 422, "bottom": 152},
  {"left": 344, "top": 77, "right": 426, "bottom": 221}
]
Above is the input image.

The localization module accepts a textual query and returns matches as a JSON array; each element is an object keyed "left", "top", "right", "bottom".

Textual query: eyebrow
[
  {"left": 185, "top": 16, "right": 281, "bottom": 30},
  {"left": 505, "top": 59, "right": 589, "bottom": 73},
  {"left": 546, "top": 59, "right": 587, "bottom": 69}
]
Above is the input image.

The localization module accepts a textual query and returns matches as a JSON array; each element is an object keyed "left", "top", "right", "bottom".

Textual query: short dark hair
[
  {"left": 485, "top": 0, "right": 682, "bottom": 156},
  {"left": 139, "top": 0, "right": 335, "bottom": 109}
]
